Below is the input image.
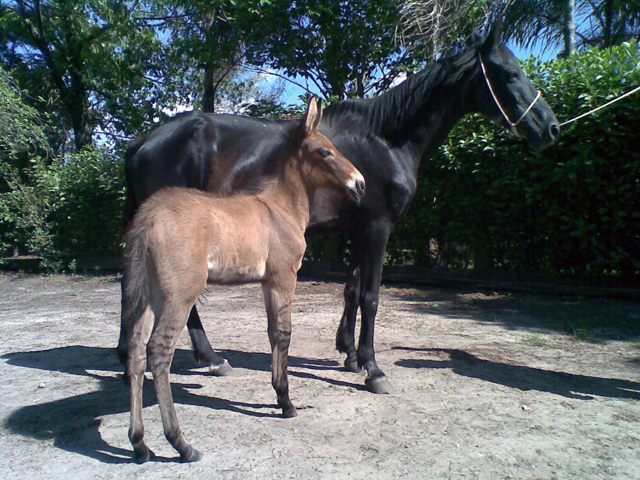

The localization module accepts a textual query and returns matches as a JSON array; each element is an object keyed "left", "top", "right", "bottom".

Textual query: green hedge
[
  {"left": 389, "top": 41, "right": 640, "bottom": 279},
  {"left": 2, "top": 42, "right": 639, "bottom": 277},
  {"left": 0, "top": 150, "right": 125, "bottom": 271},
  {"left": 2, "top": 62, "right": 125, "bottom": 270}
]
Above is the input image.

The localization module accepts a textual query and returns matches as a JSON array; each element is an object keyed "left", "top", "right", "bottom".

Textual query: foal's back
[{"left": 132, "top": 187, "right": 282, "bottom": 285}]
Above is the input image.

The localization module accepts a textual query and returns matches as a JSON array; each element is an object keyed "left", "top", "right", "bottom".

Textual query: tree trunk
[
  {"left": 605, "top": 0, "right": 613, "bottom": 47},
  {"left": 17, "top": 0, "right": 93, "bottom": 151},
  {"left": 563, "top": 0, "right": 576, "bottom": 57},
  {"left": 202, "top": 64, "right": 217, "bottom": 114},
  {"left": 68, "top": 64, "right": 93, "bottom": 151}
]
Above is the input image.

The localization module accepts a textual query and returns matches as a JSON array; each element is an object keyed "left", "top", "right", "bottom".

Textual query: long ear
[
  {"left": 479, "top": 16, "right": 503, "bottom": 55},
  {"left": 296, "top": 97, "right": 322, "bottom": 139},
  {"left": 311, "top": 97, "right": 322, "bottom": 130},
  {"left": 470, "top": 30, "right": 483, "bottom": 48}
]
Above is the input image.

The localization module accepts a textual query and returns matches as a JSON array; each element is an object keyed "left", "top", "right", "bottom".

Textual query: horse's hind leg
[
  {"left": 336, "top": 263, "right": 361, "bottom": 373},
  {"left": 118, "top": 274, "right": 131, "bottom": 372},
  {"left": 127, "top": 305, "right": 155, "bottom": 463},
  {"left": 148, "top": 302, "right": 202, "bottom": 463},
  {"left": 263, "top": 273, "right": 297, "bottom": 418},
  {"left": 187, "top": 305, "right": 233, "bottom": 376}
]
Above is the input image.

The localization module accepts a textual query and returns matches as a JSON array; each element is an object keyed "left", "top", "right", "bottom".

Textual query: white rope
[
  {"left": 479, "top": 54, "right": 541, "bottom": 134},
  {"left": 560, "top": 84, "right": 640, "bottom": 127},
  {"left": 514, "top": 90, "right": 541, "bottom": 125}
]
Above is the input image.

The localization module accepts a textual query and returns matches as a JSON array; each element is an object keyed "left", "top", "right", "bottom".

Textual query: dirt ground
[{"left": 1, "top": 272, "right": 639, "bottom": 479}]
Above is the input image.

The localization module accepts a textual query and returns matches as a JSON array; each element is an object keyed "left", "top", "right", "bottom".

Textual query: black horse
[{"left": 120, "top": 20, "right": 560, "bottom": 393}]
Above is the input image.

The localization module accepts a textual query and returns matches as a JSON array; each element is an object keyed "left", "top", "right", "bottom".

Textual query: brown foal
[{"left": 122, "top": 98, "right": 365, "bottom": 463}]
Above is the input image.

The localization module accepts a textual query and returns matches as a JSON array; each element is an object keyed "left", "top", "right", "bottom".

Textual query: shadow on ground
[
  {"left": 2, "top": 345, "right": 352, "bottom": 464},
  {"left": 394, "top": 346, "right": 640, "bottom": 400},
  {"left": 387, "top": 285, "right": 640, "bottom": 340}
]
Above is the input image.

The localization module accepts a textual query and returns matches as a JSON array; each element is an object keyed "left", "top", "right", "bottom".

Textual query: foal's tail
[{"left": 122, "top": 226, "right": 152, "bottom": 327}]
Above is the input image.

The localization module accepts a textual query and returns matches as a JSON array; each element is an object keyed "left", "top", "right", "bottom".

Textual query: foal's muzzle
[{"left": 348, "top": 176, "right": 366, "bottom": 204}]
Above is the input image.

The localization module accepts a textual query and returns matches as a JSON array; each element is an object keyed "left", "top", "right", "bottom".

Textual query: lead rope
[{"left": 559, "top": 84, "right": 640, "bottom": 127}]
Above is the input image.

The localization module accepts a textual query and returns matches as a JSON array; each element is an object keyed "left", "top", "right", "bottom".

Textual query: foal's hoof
[
  {"left": 344, "top": 358, "right": 363, "bottom": 374},
  {"left": 365, "top": 375, "right": 394, "bottom": 394},
  {"left": 133, "top": 447, "right": 155, "bottom": 464},
  {"left": 180, "top": 448, "right": 203, "bottom": 463},
  {"left": 208, "top": 359, "right": 233, "bottom": 376}
]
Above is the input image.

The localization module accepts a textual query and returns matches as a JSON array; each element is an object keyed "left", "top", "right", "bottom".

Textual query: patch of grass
[
  {"left": 571, "top": 326, "right": 598, "bottom": 343},
  {"left": 523, "top": 333, "right": 548, "bottom": 347}
]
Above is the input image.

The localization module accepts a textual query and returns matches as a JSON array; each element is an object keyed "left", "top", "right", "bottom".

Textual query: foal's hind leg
[
  {"left": 148, "top": 302, "right": 202, "bottom": 463},
  {"left": 263, "top": 273, "right": 297, "bottom": 417},
  {"left": 128, "top": 305, "right": 155, "bottom": 463}
]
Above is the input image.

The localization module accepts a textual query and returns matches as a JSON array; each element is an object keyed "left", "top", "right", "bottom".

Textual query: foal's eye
[{"left": 319, "top": 149, "right": 333, "bottom": 158}]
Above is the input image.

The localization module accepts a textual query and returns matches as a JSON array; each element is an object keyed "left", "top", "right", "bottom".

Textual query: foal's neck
[{"left": 260, "top": 156, "right": 314, "bottom": 233}]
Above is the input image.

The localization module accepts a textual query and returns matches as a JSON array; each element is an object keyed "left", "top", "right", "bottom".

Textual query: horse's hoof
[
  {"left": 180, "top": 448, "right": 203, "bottom": 463},
  {"left": 365, "top": 375, "right": 394, "bottom": 394},
  {"left": 344, "top": 358, "right": 362, "bottom": 374},
  {"left": 208, "top": 359, "right": 233, "bottom": 376},
  {"left": 282, "top": 406, "right": 298, "bottom": 418}
]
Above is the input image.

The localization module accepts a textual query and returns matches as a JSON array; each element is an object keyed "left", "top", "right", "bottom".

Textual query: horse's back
[{"left": 125, "top": 113, "right": 294, "bottom": 217}]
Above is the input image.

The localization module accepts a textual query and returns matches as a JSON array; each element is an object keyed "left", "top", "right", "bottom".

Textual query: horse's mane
[{"left": 322, "top": 46, "right": 478, "bottom": 141}]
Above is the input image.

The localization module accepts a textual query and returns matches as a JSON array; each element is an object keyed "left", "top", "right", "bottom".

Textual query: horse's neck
[{"left": 367, "top": 55, "right": 477, "bottom": 167}]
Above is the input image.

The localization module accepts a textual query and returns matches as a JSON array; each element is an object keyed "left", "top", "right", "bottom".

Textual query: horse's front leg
[
  {"left": 357, "top": 220, "right": 394, "bottom": 394},
  {"left": 263, "top": 273, "right": 297, "bottom": 418},
  {"left": 187, "top": 305, "right": 233, "bottom": 376},
  {"left": 335, "top": 263, "right": 361, "bottom": 373}
]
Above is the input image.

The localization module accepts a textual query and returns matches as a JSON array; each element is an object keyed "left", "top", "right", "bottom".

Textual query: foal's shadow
[
  {"left": 1, "top": 346, "right": 299, "bottom": 463},
  {"left": 395, "top": 347, "right": 640, "bottom": 400}
]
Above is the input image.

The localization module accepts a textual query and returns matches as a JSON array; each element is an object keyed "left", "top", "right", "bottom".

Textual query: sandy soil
[{"left": 1, "top": 272, "right": 639, "bottom": 479}]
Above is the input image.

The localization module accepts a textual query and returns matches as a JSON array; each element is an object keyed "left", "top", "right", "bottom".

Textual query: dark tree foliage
[{"left": 240, "top": 0, "right": 411, "bottom": 99}]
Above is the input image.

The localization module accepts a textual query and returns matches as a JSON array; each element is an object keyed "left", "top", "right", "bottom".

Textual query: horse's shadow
[
  {"left": 394, "top": 347, "right": 640, "bottom": 400},
  {"left": 191, "top": 348, "right": 364, "bottom": 390},
  {"left": 1, "top": 345, "right": 350, "bottom": 464}
]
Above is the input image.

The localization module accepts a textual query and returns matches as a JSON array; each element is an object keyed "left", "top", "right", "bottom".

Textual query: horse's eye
[
  {"left": 319, "top": 149, "right": 333, "bottom": 158},
  {"left": 507, "top": 71, "right": 519, "bottom": 82}
]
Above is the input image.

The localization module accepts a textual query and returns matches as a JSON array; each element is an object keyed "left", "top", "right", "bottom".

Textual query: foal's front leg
[{"left": 262, "top": 273, "right": 297, "bottom": 417}]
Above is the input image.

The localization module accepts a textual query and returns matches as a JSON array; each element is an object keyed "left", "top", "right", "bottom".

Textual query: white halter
[{"left": 479, "top": 53, "right": 542, "bottom": 135}]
